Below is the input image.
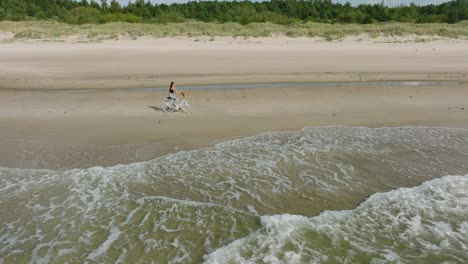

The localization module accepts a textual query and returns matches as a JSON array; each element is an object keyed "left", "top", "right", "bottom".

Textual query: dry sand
[
  {"left": 0, "top": 38, "right": 467, "bottom": 169},
  {"left": 1, "top": 38, "right": 467, "bottom": 90}
]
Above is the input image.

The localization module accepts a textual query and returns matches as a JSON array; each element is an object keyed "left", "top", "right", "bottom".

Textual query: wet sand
[{"left": 1, "top": 83, "right": 467, "bottom": 169}]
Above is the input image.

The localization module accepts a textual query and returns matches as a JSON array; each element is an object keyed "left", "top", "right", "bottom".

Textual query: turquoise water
[{"left": 1, "top": 127, "right": 467, "bottom": 263}]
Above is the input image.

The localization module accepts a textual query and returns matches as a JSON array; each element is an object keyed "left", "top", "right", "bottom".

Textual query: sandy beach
[
  {"left": 1, "top": 38, "right": 468, "bottom": 169},
  {"left": 1, "top": 35, "right": 468, "bottom": 264},
  {"left": 1, "top": 37, "right": 468, "bottom": 90}
]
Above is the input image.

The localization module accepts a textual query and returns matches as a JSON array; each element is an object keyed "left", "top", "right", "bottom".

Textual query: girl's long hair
[{"left": 169, "top": 81, "right": 175, "bottom": 90}]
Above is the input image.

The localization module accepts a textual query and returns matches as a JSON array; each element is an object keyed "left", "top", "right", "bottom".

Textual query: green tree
[
  {"left": 2, "top": 0, "right": 26, "bottom": 21},
  {"left": 362, "top": 14, "right": 374, "bottom": 24},
  {"left": 65, "top": 6, "right": 100, "bottom": 24},
  {"left": 0, "top": 6, "right": 5, "bottom": 20},
  {"left": 100, "top": 0, "right": 108, "bottom": 12},
  {"left": 0, "top": 0, "right": 467, "bottom": 25},
  {"left": 447, "top": 9, "right": 459, "bottom": 23},
  {"left": 90, "top": 1, "right": 100, "bottom": 10},
  {"left": 109, "top": 0, "right": 121, "bottom": 13}
]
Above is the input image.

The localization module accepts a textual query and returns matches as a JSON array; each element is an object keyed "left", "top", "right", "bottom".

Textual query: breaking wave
[{"left": 1, "top": 127, "right": 468, "bottom": 263}]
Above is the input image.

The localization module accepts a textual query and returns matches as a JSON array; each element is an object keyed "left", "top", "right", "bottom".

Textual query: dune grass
[{"left": 1, "top": 20, "right": 467, "bottom": 41}]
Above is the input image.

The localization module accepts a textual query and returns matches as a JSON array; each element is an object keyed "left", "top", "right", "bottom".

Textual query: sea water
[
  {"left": 48, "top": 81, "right": 459, "bottom": 93},
  {"left": 1, "top": 127, "right": 467, "bottom": 263}
]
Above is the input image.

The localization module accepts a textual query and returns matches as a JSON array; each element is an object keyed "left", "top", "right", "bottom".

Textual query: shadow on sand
[{"left": 147, "top": 106, "right": 164, "bottom": 112}]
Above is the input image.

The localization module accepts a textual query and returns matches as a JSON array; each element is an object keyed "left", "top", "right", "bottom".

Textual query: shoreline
[
  {"left": 1, "top": 84, "right": 468, "bottom": 169},
  {"left": 3, "top": 80, "right": 462, "bottom": 92}
]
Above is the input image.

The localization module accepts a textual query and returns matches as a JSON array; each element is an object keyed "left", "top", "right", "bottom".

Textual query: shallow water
[
  {"left": 205, "top": 175, "right": 468, "bottom": 263},
  {"left": 1, "top": 127, "right": 468, "bottom": 263},
  {"left": 49, "top": 81, "right": 458, "bottom": 93}
]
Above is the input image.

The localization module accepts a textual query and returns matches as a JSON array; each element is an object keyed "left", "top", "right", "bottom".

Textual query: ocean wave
[
  {"left": 204, "top": 175, "right": 468, "bottom": 264},
  {"left": 1, "top": 126, "right": 468, "bottom": 263}
]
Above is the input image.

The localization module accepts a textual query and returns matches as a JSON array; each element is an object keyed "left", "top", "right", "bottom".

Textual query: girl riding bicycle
[{"left": 167, "top": 81, "right": 179, "bottom": 105}]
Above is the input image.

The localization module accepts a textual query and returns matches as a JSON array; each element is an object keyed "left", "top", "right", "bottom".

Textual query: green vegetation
[
  {"left": 1, "top": 20, "right": 468, "bottom": 41},
  {"left": 1, "top": 0, "right": 467, "bottom": 41},
  {"left": 0, "top": 0, "right": 467, "bottom": 25}
]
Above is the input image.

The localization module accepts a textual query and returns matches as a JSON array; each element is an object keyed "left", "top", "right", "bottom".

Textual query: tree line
[{"left": 0, "top": 0, "right": 467, "bottom": 25}]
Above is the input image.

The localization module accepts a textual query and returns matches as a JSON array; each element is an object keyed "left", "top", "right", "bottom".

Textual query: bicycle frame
[{"left": 162, "top": 98, "right": 192, "bottom": 113}]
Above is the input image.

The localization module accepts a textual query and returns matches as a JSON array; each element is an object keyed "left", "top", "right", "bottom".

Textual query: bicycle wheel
[
  {"left": 183, "top": 101, "right": 192, "bottom": 113},
  {"left": 162, "top": 101, "right": 174, "bottom": 112}
]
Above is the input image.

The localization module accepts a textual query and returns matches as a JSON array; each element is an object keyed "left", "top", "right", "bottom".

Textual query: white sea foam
[
  {"left": 1, "top": 127, "right": 468, "bottom": 263},
  {"left": 86, "top": 227, "right": 121, "bottom": 261},
  {"left": 204, "top": 175, "right": 468, "bottom": 263}
]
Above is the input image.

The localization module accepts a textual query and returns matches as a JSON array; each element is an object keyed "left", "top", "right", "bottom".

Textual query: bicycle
[{"left": 162, "top": 91, "right": 193, "bottom": 113}]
